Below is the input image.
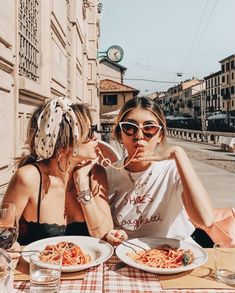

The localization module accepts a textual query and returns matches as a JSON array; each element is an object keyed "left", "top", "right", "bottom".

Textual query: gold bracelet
[{"left": 88, "top": 216, "right": 105, "bottom": 231}]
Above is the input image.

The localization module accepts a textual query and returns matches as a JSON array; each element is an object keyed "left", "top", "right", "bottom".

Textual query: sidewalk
[{"left": 190, "top": 158, "right": 235, "bottom": 208}]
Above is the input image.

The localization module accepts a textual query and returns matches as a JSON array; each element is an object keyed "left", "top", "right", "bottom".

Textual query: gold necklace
[{"left": 128, "top": 169, "right": 153, "bottom": 196}]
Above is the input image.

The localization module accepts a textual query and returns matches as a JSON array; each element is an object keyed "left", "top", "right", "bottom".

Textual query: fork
[
  {"left": 6, "top": 249, "right": 41, "bottom": 254},
  {"left": 121, "top": 240, "right": 148, "bottom": 254}
]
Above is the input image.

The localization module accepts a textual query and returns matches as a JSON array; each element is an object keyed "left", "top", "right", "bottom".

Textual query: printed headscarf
[{"left": 35, "top": 96, "right": 79, "bottom": 161}]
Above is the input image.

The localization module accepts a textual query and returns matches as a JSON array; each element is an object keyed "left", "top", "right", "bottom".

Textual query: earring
[{"left": 121, "top": 145, "right": 126, "bottom": 160}]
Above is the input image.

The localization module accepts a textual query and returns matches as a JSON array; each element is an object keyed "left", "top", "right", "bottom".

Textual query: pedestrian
[
  {"left": 105, "top": 96, "right": 214, "bottom": 244},
  {"left": 3, "top": 96, "right": 113, "bottom": 245}
]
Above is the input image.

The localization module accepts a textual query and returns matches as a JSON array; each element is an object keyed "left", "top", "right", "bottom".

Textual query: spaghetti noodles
[
  {"left": 128, "top": 246, "right": 193, "bottom": 268},
  {"left": 96, "top": 146, "right": 139, "bottom": 170},
  {"left": 39, "top": 241, "right": 90, "bottom": 266}
]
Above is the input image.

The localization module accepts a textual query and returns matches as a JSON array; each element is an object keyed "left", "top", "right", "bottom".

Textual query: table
[{"left": 14, "top": 254, "right": 235, "bottom": 293}]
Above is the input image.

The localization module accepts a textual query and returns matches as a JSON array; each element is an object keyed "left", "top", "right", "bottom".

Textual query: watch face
[
  {"left": 107, "top": 45, "right": 124, "bottom": 63},
  {"left": 84, "top": 193, "right": 92, "bottom": 201}
]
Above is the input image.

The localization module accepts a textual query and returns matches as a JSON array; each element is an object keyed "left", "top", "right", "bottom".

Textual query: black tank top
[{"left": 18, "top": 164, "right": 89, "bottom": 245}]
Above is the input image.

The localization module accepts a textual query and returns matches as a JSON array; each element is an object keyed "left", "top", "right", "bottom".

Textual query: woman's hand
[
  {"left": 105, "top": 229, "right": 128, "bottom": 246},
  {"left": 134, "top": 145, "right": 184, "bottom": 162},
  {"left": 73, "top": 158, "right": 99, "bottom": 189}
]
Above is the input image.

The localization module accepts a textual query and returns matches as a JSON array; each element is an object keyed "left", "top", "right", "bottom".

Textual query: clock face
[{"left": 107, "top": 45, "right": 124, "bottom": 63}]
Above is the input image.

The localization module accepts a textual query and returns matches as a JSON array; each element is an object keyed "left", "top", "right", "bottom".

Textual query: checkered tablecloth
[
  {"left": 103, "top": 256, "right": 234, "bottom": 293},
  {"left": 14, "top": 255, "right": 234, "bottom": 293},
  {"left": 14, "top": 263, "right": 103, "bottom": 293}
]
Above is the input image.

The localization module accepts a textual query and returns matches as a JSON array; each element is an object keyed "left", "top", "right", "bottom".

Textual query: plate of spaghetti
[
  {"left": 116, "top": 237, "right": 208, "bottom": 274},
  {"left": 22, "top": 236, "right": 114, "bottom": 272}
]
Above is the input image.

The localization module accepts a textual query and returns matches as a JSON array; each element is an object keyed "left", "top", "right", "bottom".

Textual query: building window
[
  {"left": 226, "top": 62, "right": 230, "bottom": 71},
  {"left": 231, "top": 60, "right": 234, "bottom": 69},
  {"left": 103, "top": 95, "right": 118, "bottom": 106},
  {"left": 19, "top": 0, "right": 40, "bottom": 81},
  {"left": 231, "top": 86, "right": 235, "bottom": 94},
  {"left": 222, "top": 76, "right": 225, "bottom": 83},
  {"left": 222, "top": 64, "right": 225, "bottom": 73}
]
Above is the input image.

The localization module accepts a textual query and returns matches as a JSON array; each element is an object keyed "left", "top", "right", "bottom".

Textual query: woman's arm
[
  {"left": 73, "top": 162, "right": 113, "bottom": 239},
  {"left": 171, "top": 146, "right": 214, "bottom": 227},
  {"left": 135, "top": 145, "right": 214, "bottom": 228}
]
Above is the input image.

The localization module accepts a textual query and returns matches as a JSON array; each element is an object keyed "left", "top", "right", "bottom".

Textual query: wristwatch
[{"left": 76, "top": 189, "right": 92, "bottom": 204}]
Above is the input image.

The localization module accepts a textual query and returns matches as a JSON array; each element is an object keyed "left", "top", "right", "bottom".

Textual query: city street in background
[{"left": 100, "top": 0, "right": 235, "bottom": 94}]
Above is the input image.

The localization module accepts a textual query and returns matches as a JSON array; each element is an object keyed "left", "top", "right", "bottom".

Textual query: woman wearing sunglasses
[
  {"left": 3, "top": 97, "right": 113, "bottom": 245},
  {"left": 106, "top": 96, "right": 214, "bottom": 244}
]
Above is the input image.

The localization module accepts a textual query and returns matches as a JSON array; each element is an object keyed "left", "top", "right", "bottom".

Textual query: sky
[{"left": 99, "top": 0, "right": 235, "bottom": 95}]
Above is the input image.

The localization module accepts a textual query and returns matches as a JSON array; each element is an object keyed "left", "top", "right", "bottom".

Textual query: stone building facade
[
  {"left": 149, "top": 54, "right": 235, "bottom": 131},
  {"left": 0, "top": 0, "right": 101, "bottom": 194},
  {"left": 220, "top": 54, "right": 235, "bottom": 118},
  {"left": 204, "top": 71, "right": 222, "bottom": 115}
]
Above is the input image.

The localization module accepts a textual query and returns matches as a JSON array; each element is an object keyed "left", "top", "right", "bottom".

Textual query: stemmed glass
[{"left": 0, "top": 203, "right": 19, "bottom": 250}]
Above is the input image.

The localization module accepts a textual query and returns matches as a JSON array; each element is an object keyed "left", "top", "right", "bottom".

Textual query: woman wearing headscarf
[{"left": 3, "top": 97, "right": 113, "bottom": 245}]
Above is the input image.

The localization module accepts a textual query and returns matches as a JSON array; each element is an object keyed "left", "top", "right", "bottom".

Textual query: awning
[
  {"left": 102, "top": 109, "right": 120, "bottom": 118},
  {"left": 100, "top": 118, "right": 115, "bottom": 124},
  {"left": 166, "top": 116, "right": 192, "bottom": 120},
  {"left": 207, "top": 114, "right": 227, "bottom": 120}
]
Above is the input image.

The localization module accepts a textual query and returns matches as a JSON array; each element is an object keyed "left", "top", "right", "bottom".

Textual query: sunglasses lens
[
  {"left": 142, "top": 125, "right": 161, "bottom": 138},
  {"left": 88, "top": 125, "right": 97, "bottom": 139},
  {"left": 121, "top": 123, "right": 138, "bottom": 136}
]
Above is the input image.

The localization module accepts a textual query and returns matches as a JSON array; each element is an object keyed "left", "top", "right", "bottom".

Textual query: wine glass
[{"left": 0, "top": 203, "right": 19, "bottom": 250}]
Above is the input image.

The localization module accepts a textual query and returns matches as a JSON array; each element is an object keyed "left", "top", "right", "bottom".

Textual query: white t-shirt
[{"left": 107, "top": 160, "right": 195, "bottom": 240}]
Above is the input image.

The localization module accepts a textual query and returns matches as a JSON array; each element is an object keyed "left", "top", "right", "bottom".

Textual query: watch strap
[{"left": 76, "top": 189, "right": 92, "bottom": 204}]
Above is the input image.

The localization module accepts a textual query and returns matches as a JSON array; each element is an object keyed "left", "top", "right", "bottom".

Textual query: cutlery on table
[
  {"left": 121, "top": 240, "right": 147, "bottom": 254},
  {"left": 6, "top": 250, "right": 40, "bottom": 254}
]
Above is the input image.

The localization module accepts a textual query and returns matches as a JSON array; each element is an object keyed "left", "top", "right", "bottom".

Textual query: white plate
[
  {"left": 116, "top": 237, "right": 208, "bottom": 274},
  {"left": 22, "top": 236, "right": 114, "bottom": 272}
]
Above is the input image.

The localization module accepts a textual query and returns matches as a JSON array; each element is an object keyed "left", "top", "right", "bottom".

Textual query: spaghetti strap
[{"left": 31, "top": 163, "right": 42, "bottom": 223}]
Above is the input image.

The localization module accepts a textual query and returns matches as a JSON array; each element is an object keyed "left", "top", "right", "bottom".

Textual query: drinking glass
[
  {"left": 30, "top": 251, "right": 62, "bottom": 293},
  {"left": 214, "top": 242, "right": 235, "bottom": 285},
  {"left": 0, "top": 203, "right": 19, "bottom": 250},
  {"left": 0, "top": 248, "right": 14, "bottom": 293}
]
